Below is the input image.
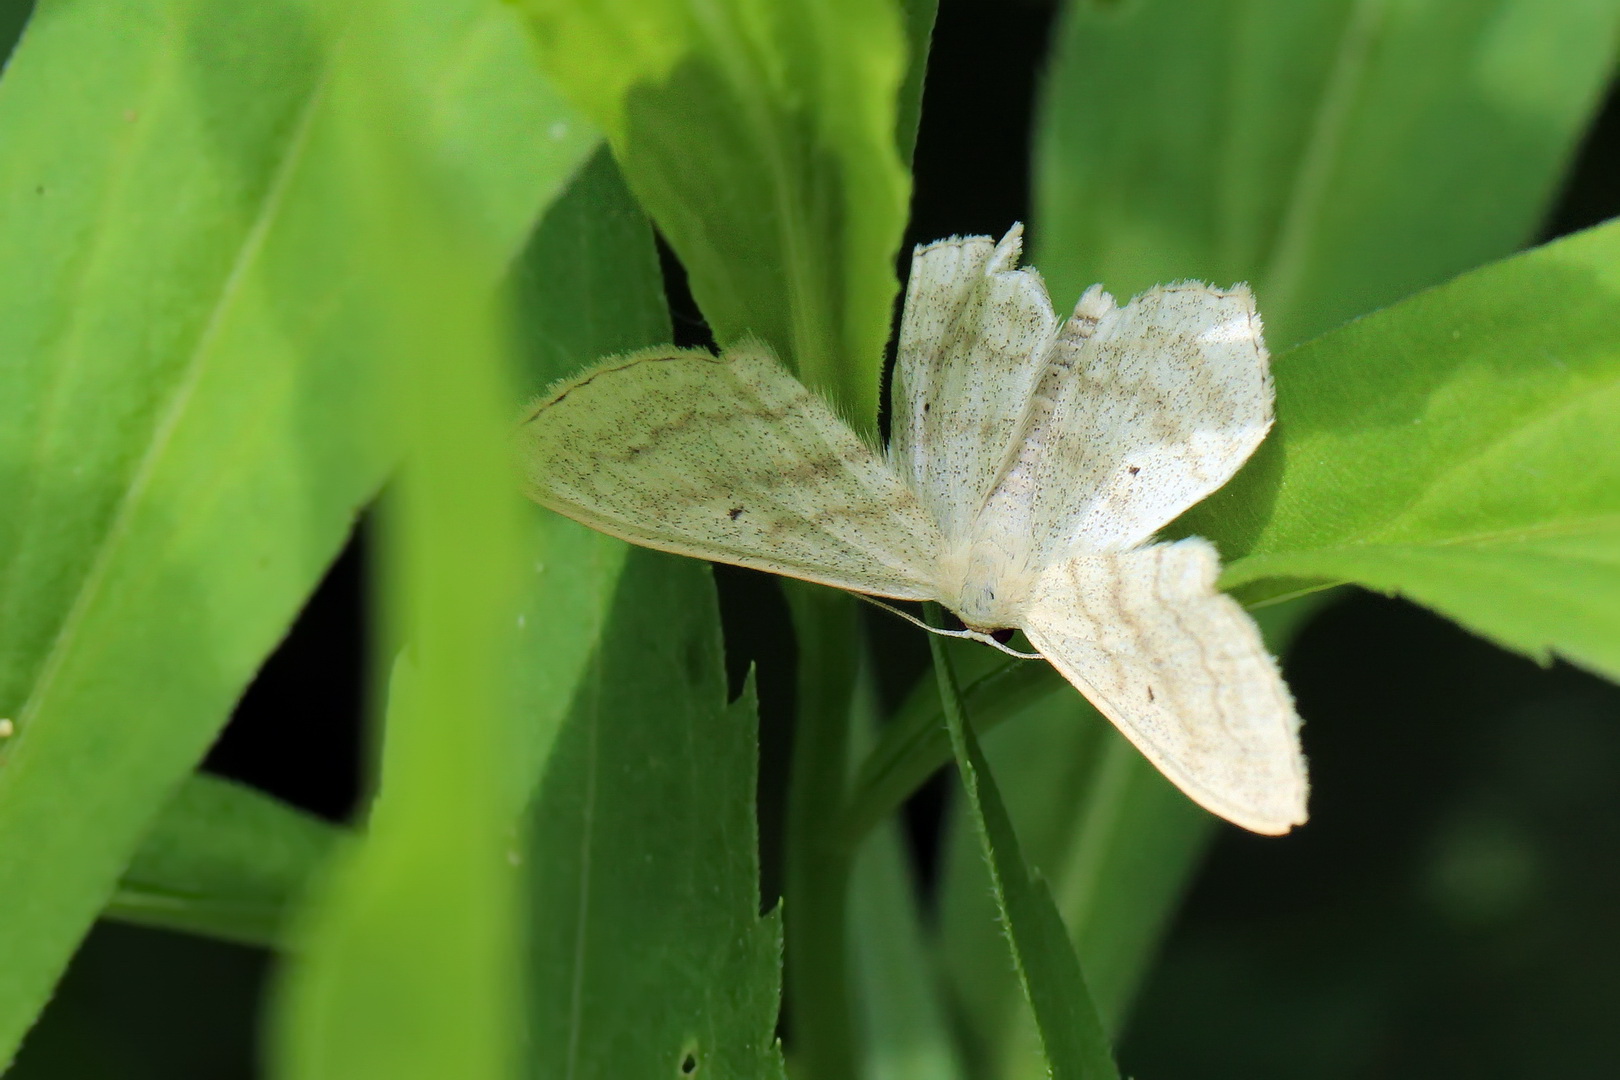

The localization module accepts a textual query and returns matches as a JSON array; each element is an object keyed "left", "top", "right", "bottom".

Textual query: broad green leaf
[
  {"left": 1035, "top": 0, "right": 1620, "bottom": 346},
  {"left": 926, "top": 608, "right": 1120, "bottom": 1080},
  {"left": 523, "top": 552, "right": 785, "bottom": 1080},
  {"left": 512, "top": 137, "right": 784, "bottom": 1078},
  {"left": 1195, "top": 221, "right": 1620, "bottom": 680},
  {"left": 0, "top": 0, "right": 588, "bottom": 1060},
  {"left": 501, "top": 146, "right": 672, "bottom": 803},
  {"left": 107, "top": 775, "right": 341, "bottom": 950},
  {"left": 97, "top": 148, "right": 666, "bottom": 963},
  {"left": 513, "top": 144, "right": 801, "bottom": 1080},
  {"left": 514, "top": 0, "right": 911, "bottom": 428},
  {"left": 508, "top": 147, "right": 672, "bottom": 389},
  {"left": 267, "top": 4, "right": 550, "bottom": 1075}
]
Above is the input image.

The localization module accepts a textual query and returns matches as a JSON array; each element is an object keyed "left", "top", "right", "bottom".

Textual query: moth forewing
[
  {"left": 890, "top": 224, "right": 1061, "bottom": 543},
  {"left": 519, "top": 344, "right": 945, "bottom": 600}
]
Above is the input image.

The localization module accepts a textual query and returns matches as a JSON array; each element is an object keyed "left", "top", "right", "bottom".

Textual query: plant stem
[{"left": 784, "top": 582, "right": 861, "bottom": 1080}]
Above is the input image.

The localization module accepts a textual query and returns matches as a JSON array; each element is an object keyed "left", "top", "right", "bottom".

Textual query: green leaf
[
  {"left": 926, "top": 607, "right": 1120, "bottom": 1080},
  {"left": 851, "top": 819, "right": 968, "bottom": 1080},
  {"left": 514, "top": 0, "right": 911, "bottom": 428},
  {"left": 844, "top": 644, "right": 1059, "bottom": 846},
  {"left": 848, "top": 657, "right": 966, "bottom": 1080},
  {"left": 265, "top": 4, "right": 565, "bottom": 1075},
  {"left": 0, "top": 0, "right": 588, "bottom": 1060},
  {"left": 511, "top": 140, "right": 785, "bottom": 1080},
  {"left": 96, "top": 148, "right": 660, "bottom": 962},
  {"left": 1191, "top": 220, "right": 1620, "bottom": 680},
  {"left": 107, "top": 775, "right": 342, "bottom": 950},
  {"left": 499, "top": 147, "right": 673, "bottom": 807},
  {"left": 894, "top": 0, "right": 939, "bottom": 167},
  {"left": 514, "top": 129, "right": 785, "bottom": 1079},
  {"left": 1035, "top": 0, "right": 1620, "bottom": 346},
  {"left": 1025, "top": 8, "right": 1619, "bottom": 1068},
  {"left": 508, "top": 146, "right": 672, "bottom": 390},
  {"left": 523, "top": 552, "right": 785, "bottom": 1080}
]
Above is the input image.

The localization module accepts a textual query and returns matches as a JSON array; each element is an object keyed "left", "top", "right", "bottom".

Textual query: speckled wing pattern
[
  {"left": 1020, "top": 540, "right": 1308, "bottom": 835},
  {"left": 518, "top": 227, "right": 1308, "bottom": 834},
  {"left": 898, "top": 228, "right": 1306, "bottom": 833},
  {"left": 888, "top": 224, "right": 1057, "bottom": 542},
  {"left": 520, "top": 345, "right": 943, "bottom": 600},
  {"left": 972, "top": 282, "right": 1274, "bottom": 565}
]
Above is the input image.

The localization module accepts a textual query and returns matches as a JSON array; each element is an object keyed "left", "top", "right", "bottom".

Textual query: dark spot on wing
[
  {"left": 728, "top": 506, "right": 744, "bottom": 520},
  {"left": 1127, "top": 465, "right": 1140, "bottom": 476},
  {"left": 1146, "top": 684, "right": 1155, "bottom": 703}
]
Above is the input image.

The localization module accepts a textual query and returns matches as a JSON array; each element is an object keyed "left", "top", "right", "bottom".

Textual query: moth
[{"left": 519, "top": 225, "right": 1308, "bottom": 834}]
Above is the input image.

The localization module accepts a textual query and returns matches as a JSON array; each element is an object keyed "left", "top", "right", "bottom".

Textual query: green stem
[{"left": 784, "top": 582, "right": 861, "bottom": 1080}]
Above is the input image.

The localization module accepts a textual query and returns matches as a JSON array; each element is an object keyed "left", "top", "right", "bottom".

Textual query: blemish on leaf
[{"left": 677, "top": 1042, "right": 700, "bottom": 1075}]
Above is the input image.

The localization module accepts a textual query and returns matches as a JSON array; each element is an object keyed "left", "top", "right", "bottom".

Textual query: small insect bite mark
[{"left": 678, "top": 1048, "right": 699, "bottom": 1075}]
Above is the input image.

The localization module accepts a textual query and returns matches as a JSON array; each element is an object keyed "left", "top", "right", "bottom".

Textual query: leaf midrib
[
  {"left": 8, "top": 65, "right": 331, "bottom": 749},
  {"left": 0, "top": 19, "right": 174, "bottom": 682},
  {"left": 1229, "top": 513, "right": 1620, "bottom": 582}
]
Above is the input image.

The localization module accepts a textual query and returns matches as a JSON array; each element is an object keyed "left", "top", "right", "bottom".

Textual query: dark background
[{"left": 9, "top": 0, "right": 1620, "bottom": 1076}]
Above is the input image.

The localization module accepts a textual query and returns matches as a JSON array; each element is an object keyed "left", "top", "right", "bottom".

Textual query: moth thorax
[{"left": 939, "top": 536, "right": 1035, "bottom": 633}]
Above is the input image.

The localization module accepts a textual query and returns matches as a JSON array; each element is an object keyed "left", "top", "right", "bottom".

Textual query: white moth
[{"left": 520, "top": 225, "right": 1307, "bottom": 834}]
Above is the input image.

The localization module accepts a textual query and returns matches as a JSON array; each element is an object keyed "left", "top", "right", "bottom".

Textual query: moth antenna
[{"left": 854, "top": 595, "right": 1042, "bottom": 660}]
